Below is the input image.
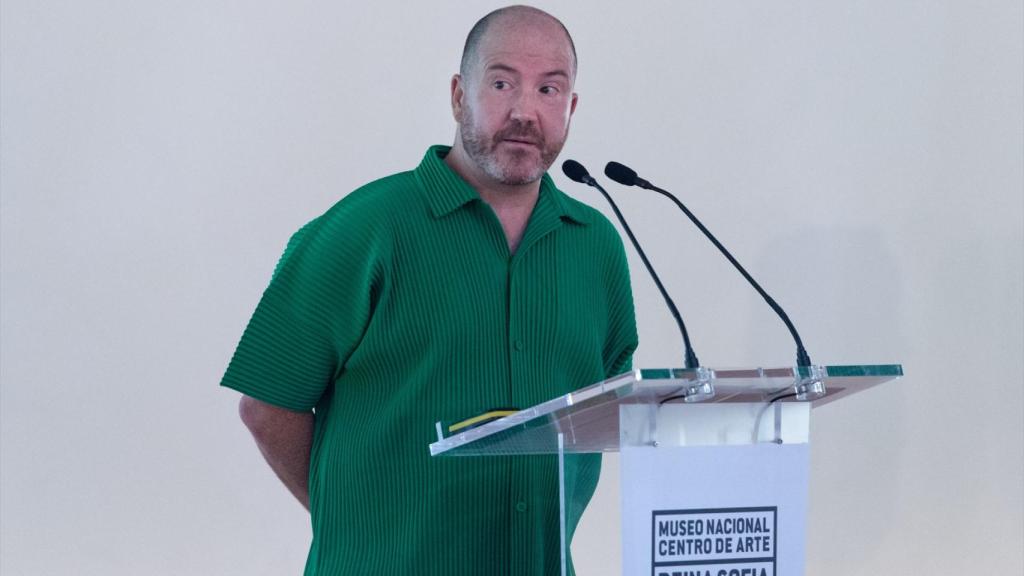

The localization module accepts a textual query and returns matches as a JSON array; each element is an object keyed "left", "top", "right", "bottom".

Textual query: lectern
[{"left": 429, "top": 364, "right": 902, "bottom": 576}]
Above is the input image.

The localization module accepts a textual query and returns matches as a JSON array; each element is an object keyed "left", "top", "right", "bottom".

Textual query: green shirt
[{"left": 222, "top": 146, "right": 638, "bottom": 575}]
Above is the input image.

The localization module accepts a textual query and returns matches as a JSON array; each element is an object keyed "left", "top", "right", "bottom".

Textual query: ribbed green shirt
[{"left": 222, "top": 146, "right": 638, "bottom": 575}]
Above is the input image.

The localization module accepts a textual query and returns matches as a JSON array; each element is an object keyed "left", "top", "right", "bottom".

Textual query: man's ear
[
  {"left": 569, "top": 92, "right": 578, "bottom": 117},
  {"left": 450, "top": 74, "right": 464, "bottom": 121}
]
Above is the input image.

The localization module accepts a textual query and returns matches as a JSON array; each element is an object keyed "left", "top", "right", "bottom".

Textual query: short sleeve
[{"left": 220, "top": 211, "right": 385, "bottom": 411}]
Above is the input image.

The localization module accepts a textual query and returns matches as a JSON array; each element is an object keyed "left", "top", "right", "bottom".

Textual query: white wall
[{"left": 2, "top": 1, "right": 1020, "bottom": 574}]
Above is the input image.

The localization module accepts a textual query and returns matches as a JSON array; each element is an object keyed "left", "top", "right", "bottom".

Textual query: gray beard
[{"left": 459, "top": 112, "right": 563, "bottom": 186}]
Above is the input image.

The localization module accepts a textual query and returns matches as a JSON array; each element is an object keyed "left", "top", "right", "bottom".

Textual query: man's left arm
[{"left": 603, "top": 230, "right": 639, "bottom": 378}]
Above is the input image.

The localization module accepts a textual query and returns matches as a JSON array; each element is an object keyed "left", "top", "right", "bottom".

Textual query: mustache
[{"left": 495, "top": 121, "right": 545, "bottom": 145}]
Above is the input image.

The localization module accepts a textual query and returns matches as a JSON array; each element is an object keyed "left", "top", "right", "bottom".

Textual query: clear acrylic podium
[{"left": 429, "top": 364, "right": 902, "bottom": 576}]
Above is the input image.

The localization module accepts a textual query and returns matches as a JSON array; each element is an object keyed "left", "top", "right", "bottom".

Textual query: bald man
[{"left": 222, "top": 6, "right": 637, "bottom": 575}]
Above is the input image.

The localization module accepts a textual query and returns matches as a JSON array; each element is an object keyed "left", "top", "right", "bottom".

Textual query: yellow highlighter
[{"left": 447, "top": 408, "right": 519, "bottom": 434}]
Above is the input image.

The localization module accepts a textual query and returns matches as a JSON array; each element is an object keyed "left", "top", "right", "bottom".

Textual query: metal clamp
[
  {"left": 677, "top": 366, "right": 716, "bottom": 403},
  {"left": 793, "top": 364, "right": 826, "bottom": 401}
]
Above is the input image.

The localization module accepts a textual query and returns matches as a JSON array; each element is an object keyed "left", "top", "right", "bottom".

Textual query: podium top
[{"left": 429, "top": 364, "right": 902, "bottom": 457}]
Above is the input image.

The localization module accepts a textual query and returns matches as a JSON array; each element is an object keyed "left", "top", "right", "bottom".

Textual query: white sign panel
[{"left": 621, "top": 444, "right": 809, "bottom": 576}]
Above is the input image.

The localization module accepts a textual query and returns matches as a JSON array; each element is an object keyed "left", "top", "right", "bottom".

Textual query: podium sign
[
  {"left": 429, "top": 365, "right": 901, "bottom": 576},
  {"left": 621, "top": 403, "right": 812, "bottom": 576}
]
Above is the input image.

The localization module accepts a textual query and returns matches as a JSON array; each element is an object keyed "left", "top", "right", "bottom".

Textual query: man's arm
[{"left": 238, "top": 395, "right": 314, "bottom": 511}]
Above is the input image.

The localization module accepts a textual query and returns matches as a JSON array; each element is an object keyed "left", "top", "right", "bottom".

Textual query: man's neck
[{"left": 444, "top": 144, "right": 542, "bottom": 255}]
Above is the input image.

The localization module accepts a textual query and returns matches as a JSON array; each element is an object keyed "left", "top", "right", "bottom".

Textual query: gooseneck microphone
[
  {"left": 562, "top": 159, "right": 700, "bottom": 369},
  {"left": 604, "top": 161, "right": 813, "bottom": 367}
]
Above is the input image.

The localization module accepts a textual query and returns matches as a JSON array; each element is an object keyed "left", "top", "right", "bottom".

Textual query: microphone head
[
  {"left": 604, "top": 161, "right": 638, "bottom": 186},
  {"left": 561, "top": 159, "right": 592, "bottom": 184}
]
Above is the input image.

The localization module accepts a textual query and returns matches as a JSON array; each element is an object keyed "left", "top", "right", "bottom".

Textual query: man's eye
[
  {"left": 493, "top": 80, "right": 509, "bottom": 90},
  {"left": 540, "top": 86, "right": 559, "bottom": 95}
]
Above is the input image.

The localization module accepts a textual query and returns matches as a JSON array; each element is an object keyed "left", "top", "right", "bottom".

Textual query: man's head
[{"left": 449, "top": 5, "right": 578, "bottom": 187}]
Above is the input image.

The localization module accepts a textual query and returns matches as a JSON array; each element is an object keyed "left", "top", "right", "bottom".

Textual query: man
[{"left": 222, "top": 5, "right": 637, "bottom": 575}]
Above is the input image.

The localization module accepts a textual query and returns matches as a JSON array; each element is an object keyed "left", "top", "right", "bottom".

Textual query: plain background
[{"left": 2, "top": 1, "right": 1021, "bottom": 574}]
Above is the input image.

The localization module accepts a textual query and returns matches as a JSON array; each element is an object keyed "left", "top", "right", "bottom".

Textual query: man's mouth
[{"left": 502, "top": 137, "right": 540, "bottom": 146}]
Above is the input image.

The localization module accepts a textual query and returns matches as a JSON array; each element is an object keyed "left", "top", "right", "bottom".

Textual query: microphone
[
  {"left": 604, "top": 162, "right": 648, "bottom": 188},
  {"left": 604, "top": 161, "right": 813, "bottom": 368},
  {"left": 561, "top": 159, "right": 595, "bottom": 186},
  {"left": 562, "top": 159, "right": 700, "bottom": 370}
]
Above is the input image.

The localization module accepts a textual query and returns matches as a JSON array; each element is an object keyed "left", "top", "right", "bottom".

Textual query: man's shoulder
[
  {"left": 279, "top": 169, "right": 423, "bottom": 265},
  {"left": 323, "top": 169, "right": 422, "bottom": 223},
  {"left": 553, "top": 185, "right": 622, "bottom": 242},
  {"left": 306, "top": 169, "right": 429, "bottom": 238}
]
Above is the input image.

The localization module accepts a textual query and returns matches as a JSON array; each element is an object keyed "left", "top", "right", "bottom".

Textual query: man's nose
[{"left": 508, "top": 90, "right": 539, "bottom": 123}]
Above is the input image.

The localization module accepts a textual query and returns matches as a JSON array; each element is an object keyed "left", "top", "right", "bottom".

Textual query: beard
[{"left": 458, "top": 106, "right": 568, "bottom": 186}]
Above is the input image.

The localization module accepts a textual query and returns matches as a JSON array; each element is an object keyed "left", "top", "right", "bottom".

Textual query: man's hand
[{"left": 238, "top": 396, "right": 314, "bottom": 511}]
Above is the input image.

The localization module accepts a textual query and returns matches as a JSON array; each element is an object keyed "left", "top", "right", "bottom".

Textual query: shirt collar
[{"left": 414, "top": 145, "right": 591, "bottom": 226}]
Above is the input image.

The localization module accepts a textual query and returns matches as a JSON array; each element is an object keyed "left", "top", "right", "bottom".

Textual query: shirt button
[
  {"left": 514, "top": 340, "right": 524, "bottom": 351},
  {"left": 515, "top": 501, "right": 528, "bottom": 512}
]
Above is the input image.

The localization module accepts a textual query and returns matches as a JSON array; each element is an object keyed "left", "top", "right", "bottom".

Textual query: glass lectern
[{"left": 430, "top": 364, "right": 902, "bottom": 576}]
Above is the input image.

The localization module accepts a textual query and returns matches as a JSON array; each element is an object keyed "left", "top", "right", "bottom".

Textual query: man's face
[{"left": 453, "top": 17, "right": 578, "bottom": 186}]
